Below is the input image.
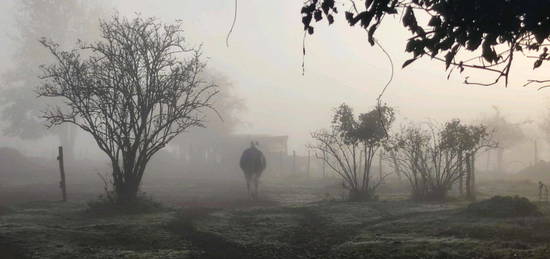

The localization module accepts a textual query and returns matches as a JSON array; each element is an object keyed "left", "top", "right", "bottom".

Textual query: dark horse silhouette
[{"left": 240, "top": 142, "right": 266, "bottom": 199}]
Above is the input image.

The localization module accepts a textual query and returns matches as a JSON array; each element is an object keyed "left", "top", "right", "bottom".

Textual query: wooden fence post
[
  {"left": 471, "top": 154, "right": 476, "bottom": 201},
  {"left": 57, "top": 146, "right": 67, "bottom": 202}
]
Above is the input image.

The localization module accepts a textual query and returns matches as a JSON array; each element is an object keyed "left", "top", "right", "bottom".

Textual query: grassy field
[{"left": 1, "top": 174, "right": 550, "bottom": 258}]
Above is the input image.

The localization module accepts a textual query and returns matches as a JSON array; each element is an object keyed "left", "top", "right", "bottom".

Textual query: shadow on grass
[
  {"left": 0, "top": 236, "right": 29, "bottom": 259},
  {"left": 166, "top": 198, "right": 281, "bottom": 258},
  {"left": 166, "top": 207, "right": 250, "bottom": 258},
  {"left": 0, "top": 205, "right": 13, "bottom": 216},
  {"left": 176, "top": 197, "right": 280, "bottom": 210},
  {"left": 85, "top": 194, "right": 165, "bottom": 216},
  {"left": 166, "top": 201, "right": 361, "bottom": 258}
]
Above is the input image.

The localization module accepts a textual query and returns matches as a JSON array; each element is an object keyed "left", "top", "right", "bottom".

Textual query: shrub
[
  {"left": 310, "top": 104, "right": 394, "bottom": 201},
  {"left": 465, "top": 196, "right": 542, "bottom": 218}
]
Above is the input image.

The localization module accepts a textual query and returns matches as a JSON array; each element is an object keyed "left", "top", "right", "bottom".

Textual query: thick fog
[
  {"left": 0, "top": 0, "right": 548, "bottom": 180},
  {"left": 4, "top": 2, "right": 550, "bottom": 258}
]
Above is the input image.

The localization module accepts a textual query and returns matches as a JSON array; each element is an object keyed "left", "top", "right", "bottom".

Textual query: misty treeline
[
  {"left": 310, "top": 104, "right": 497, "bottom": 201},
  {"left": 2, "top": 0, "right": 243, "bottom": 155},
  {"left": 1, "top": 0, "right": 107, "bottom": 160},
  {"left": 301, "top": 0, "right": 550, "bottom": 201},
  {"left": 2, "top": 0, "right": 548, "bottom": 208}
]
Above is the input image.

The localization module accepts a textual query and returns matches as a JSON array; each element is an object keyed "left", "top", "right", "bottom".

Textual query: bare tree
[
  {"left": 310, "top": 104, "right": 394, "bottom": 201},
  {"left": 386, "top": 125, "right": 431, "bottom": 200},
  {"left": 38, "top": 15, "right": 218, "bottom": 203}
]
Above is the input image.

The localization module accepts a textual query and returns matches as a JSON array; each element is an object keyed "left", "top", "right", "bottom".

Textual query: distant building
[
  {"left": 174, "top": 134, "right": 289, "bottom": 176},
  {"left": 232, "top": 135, "right": 289, "bottom": 175}
]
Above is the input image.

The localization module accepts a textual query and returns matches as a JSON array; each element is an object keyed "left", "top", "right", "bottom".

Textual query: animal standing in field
[{"left": 240, "top": 142, "right": 266, "bottom": 199}]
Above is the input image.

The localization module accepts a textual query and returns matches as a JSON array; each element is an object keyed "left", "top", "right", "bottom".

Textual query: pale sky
[{"left": 1, "top": 0, "right": 549, "bottom": 155}]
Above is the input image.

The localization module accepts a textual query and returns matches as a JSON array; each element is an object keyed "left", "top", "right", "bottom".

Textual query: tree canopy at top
[{"left": 301, "top": 0, "right": 550, "bottom": 87}]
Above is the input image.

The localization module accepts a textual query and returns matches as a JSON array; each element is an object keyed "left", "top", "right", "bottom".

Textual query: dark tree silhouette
[
  {"left": 301, "top": 0, "right": 550, "bottom": 87},
  {"left": 310, "top": 103, "right": 395, "bottom": 201},
  {"left": 440, "top": 119, "right": 496, "bottom": 200},
  {"left": 38, "top": 15, "right": 218, "bottom": 203}
]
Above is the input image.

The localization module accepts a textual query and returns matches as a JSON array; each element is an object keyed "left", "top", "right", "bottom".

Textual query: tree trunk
[
  {"left": 111, "top": 162, "right": 141, "bottom": 204},
  {"left": 390, "top": 151, "right": 401, "bottom": 180},
  {"left": 57, "top": 146, "right": 67, "bottom": 202},
  {"left": 378, "top": 151, "right": 383, "bottom": 180},
  {"left": 458, "top": 151, "right": 463, "bottom": 196},
  {"left": 470, "top": 154, "right": 476, "bottom": 201},
  {"left": 115, "top": 176, "right": 140, "bottom": 203},
  {"left": 465, "top": 154, "right": 472, "bottom": 199}
]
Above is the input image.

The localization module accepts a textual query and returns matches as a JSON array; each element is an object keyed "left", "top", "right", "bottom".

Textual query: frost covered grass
[
  {"left": 2, "top": 178, "right": 550, "bottom": 258},
  {"left": 0, "top": 201, "right": 192, "bottom": 258}
]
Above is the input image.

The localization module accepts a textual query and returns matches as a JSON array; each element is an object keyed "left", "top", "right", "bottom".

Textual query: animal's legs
[
  {"left": 253, "top": 174, "right": 259, "bottom": 199},
  {"left": 245, "top": 174, "right": 251, "bottom": 197}
]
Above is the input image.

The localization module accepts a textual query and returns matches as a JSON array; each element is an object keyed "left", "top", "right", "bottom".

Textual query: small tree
[
  {"left": 388, "top": 120, "right": 493, "bottom": 201},
  {"left": 38, "top": 15, "right": 218, "bottom": 203},
  {"left": 440, "top": 120, "right": 496, "bottom": 200},
  {"left": 310, "top": 103, "right": 394, "bottom": 201},
  {"left": 386, "top": 126, "right": 430, "bottom": 200}
]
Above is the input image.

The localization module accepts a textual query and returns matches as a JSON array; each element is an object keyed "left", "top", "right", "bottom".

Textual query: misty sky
[{"left": 0, "top": 0, "right": 549, "bottom": 155}]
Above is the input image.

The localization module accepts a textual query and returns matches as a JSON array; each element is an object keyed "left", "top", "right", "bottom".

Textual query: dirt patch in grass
[
  {"left": 0, "top": 236, "right": 29, "bottom": 259},
  {"left": 177, "top": 198, "right": 280, "bottom": 210},
  {"left": 85, "top": 194, "right": 165, "bottom": 216},
  {"left": 0, "top": 205, "right": 13, "bottom": 216},
  {"left": 167, "top": 203, "right": 368, "bottom": 258},
  {"left": 285, "top": 206, "right": 359, "bottom": 258},
  {"left": 167, "top": 207, "right": 250, "bottom": 258}
]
